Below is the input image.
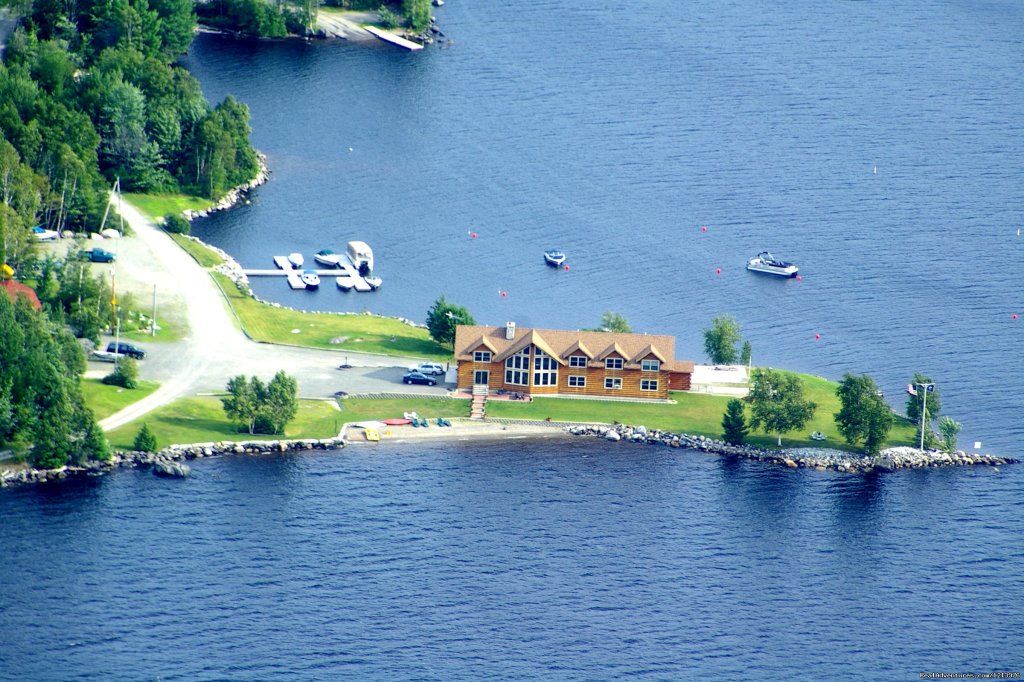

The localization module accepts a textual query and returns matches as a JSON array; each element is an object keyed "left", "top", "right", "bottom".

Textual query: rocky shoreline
[
  {"left": 1, "top": 437, "right": 345, "bottom": 488},
  {"left": 566, "top": 423, "right": 1016, "bottom": 473},
  {"left": 182, "top": 152, "right": 270, "bottom": 221}
]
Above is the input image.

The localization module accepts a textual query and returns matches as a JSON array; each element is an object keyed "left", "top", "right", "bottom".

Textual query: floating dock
[
  {"left": 365, "top": 26, "right": 424, "bottom": 51},
  {"left": 245, "top": 257, "right": 380, "bottom": 292}
]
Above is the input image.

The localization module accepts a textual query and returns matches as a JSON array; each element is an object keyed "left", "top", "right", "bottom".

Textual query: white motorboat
[
  {"left": 288, "top": 252, "right": 304, "bottom": 268},
  {"left": 336, "top": 276, "right": 355, "bottom": 291},
  {"left": 746, "top": 251, "right": 799, "bottom": 278},
  {"left": 364, "top": 276, "right": 382, "bottom": 290},
  {"left": 300, "top": 272, "right": 320, "bottom": 289},
  {"left": 314, "top": 249, "right": 343, "bottom": 267},
  {"left": 346, "top": 241, "right": 374, "bottom": 276},
  {"left": 544, "top": 249, "right": 566, "bottom": 266}
]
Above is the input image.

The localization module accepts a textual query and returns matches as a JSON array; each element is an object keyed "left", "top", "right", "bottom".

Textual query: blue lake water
[
  {"left": 2, "top": 442, "right": 1022, "bottom": 680},
  {"left": 3, "top": 0, "right": 1024, "bottom": 678}
]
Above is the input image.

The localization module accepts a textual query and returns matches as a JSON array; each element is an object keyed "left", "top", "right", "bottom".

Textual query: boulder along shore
[{"left": 568, "top": 423, "right": 1015, "bottom": 473}]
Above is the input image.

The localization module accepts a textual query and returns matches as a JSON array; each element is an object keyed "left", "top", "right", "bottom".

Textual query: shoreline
[{"left": 2, "top": 418, "right": 1016, "bottom": 488}]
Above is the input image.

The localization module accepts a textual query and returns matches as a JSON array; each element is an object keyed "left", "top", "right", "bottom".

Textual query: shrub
[
  {"left": 102, "top": 357, "right": 139, "bottom": 389},
  {"left": 163, "top": 214, "right": 191, "bottom": 234}
]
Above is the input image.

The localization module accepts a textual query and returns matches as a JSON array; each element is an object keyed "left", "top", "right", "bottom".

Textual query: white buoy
[{"left": 873, "top": 166, "right": 877, "bottom": 174}]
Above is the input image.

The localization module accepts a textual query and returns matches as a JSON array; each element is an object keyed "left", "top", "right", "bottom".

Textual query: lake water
[
  {"left": 4, "top": 1, "right": 1023, "bottom": 679},
  {"left": 2, "top": 442, "right": 1022, "bottom": 680}
]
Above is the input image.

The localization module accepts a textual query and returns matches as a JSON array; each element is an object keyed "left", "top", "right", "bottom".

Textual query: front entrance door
[{"left": 474, "top": 370, "right": 489, "bottom": 386}]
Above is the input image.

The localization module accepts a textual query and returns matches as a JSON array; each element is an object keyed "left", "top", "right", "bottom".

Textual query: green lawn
[
  {"left": 169, "top": 233, "right": 224, "bottom": 268},
  {"left": 123, "top": 192, "right": 215, "bottom": 222},
  {"left": 338, "top": 396, "right": 470, "bottom": 423},
  {"left": 212, "top": 272, "right": 452, "bottom": 361},
  {"left": 486, "top": 372, "right": 919, "bottom": 451},
  {"left": 81, "top": 378, "right": 160, "bottom": 421},
  {"left": 105, "top": 396, "right": 344, "bottom": 450}
]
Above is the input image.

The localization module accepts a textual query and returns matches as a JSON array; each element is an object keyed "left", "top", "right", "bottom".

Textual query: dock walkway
[{"left": 365, "top": 26, "right": 423, "bottom": 51}]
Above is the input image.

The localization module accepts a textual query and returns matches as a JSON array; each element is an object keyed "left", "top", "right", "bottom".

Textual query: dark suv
[{"left": 107, "top": 342, "right": 146, "bottom": 359}]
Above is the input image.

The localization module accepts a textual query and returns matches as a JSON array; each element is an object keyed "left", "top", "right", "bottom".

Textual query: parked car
[
  {"left": 106, "top": 342, "right": 146, "bottom": 359},
  {"left": 402, "top": 371, "right": 437, "bottom": 386},
  {"left": 407, "top": 362, "right": 445, "bottom": 376},
  {"left": 80, "top": 248, "right": 116, "bottom": 263}
]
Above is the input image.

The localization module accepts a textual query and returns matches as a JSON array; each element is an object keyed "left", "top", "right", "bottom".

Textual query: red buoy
[
  {"left": 564, "top": 265, "right": 570, "bottom": 271},
  {"left": 1014, "top": 314, "right": 1019, "bottom": 320},
  {"left": 700, "top": 225, "right": 708, "bottom": 233},
  {"left": 814, "top": 333, "right": 821, "bottom": 340},
  {"left": 795, "top": 274, "right": 802, "bottom": 281},
  {"left": 471, "top": 232, "right": 477, "bottom": 239},
  {"left": 501, "top": 291, "right": 507, "bottom": 298},
  {"left": 715, "top": 267, "right": 721, "bottom": 275}
]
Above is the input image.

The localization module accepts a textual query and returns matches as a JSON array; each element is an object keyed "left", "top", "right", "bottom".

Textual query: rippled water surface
[{"left": 2, "top": 442, "right": 1022, "bottom": 680}]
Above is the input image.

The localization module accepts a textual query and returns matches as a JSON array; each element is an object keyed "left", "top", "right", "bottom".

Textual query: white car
[{"left": 407, "top": 362, "right": 445, "bottom": 376}]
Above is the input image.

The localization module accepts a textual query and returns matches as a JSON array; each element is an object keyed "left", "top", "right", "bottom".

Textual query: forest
[{"left": 0, "top": 0, "right": 261, "bottom": 467}]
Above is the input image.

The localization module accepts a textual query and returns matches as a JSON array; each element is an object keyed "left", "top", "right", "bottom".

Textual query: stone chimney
[{"left": 505, "top": 321, "right": 516, "bottom": 340}]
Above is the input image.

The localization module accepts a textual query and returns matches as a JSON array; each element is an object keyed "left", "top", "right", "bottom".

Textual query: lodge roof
[{"left": 454, "top": 325, "right": 693, "bottom": 373}]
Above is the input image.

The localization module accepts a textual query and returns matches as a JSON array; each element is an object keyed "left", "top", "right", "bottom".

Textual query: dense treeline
[
  {"left": 0, "top": 289, "right": 109, "bottom": 467},
  {"left": 0, "top": 0, "right": 259, "bottom": 272},
  {"left": 195, "top": 0, "right": 432, "bottom": 38},
  {"left": 0, "top": 0, "right": 261, "bottom": 466}
]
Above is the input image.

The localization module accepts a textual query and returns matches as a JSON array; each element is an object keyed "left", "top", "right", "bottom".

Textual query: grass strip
[
  {"left": 105, "top": 396, "right": 344, "bottom": 450},
  {"left": 81, "top": 378, "right": 161, "bottom": 421},
  {"left": 212, "top": 272, "right": 451, "bottom": 361},
  {"left": 123, "top": 192, "right": 215, "bottom": 222}
]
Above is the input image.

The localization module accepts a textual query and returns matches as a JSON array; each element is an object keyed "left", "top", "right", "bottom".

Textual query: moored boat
[
  {"left": 364, "top": 276, "right": 382, "bottom": 290},
  {"left": 288, "top": 252, "right": 304, "bottom": 268},
  {"left": 314, "top": 249, "right": 343, "bottom": 267},
  {"left": 346, "top": 241, "right": 374, "bottom": 276},
  {"left": 746, "top": 251, "right": 799, "bottom": 278},
  {"left": 300, "top": 271, "right": 320, "bottom": 289},
  {"left": 544, "top": 249, "right": 566, "bottom": 266},
  {"left": 336, "top": 276, "right": 355, "bottom": 291}
]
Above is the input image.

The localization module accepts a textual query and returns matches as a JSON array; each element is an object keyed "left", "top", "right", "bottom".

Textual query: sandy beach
[{"left": 343, "top": 419, "right": 572, "bottom": 445}]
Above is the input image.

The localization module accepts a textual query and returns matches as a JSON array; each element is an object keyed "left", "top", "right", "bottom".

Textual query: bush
[
  {"left": 133, "top": 423, "right": 158, "bottom": 452},
  {"left": 102, "top": 357, "right": 139, "bottom": 389},
  {"left": 163, "top": 214, "right": 191, "bottom": 234},
  {"left": 378, "top": 5, "right": 400, "bottom": 28}
]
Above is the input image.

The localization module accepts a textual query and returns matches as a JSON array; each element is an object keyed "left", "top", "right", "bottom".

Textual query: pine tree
[
  {"left": 133, "top": 423, "right": 158, "bottom": 452},
  {"left": 721, "top": 399, "right": 748, "bottom": 445}
]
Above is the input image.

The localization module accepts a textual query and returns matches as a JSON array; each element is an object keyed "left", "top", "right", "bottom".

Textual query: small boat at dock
[
  {"left": 346, "top": 241, "right": 374, "bottom": 276},
  {"left": 314, "top": 249, "right": 343, "bottom": 267},
  {"left": 288, "top": 252, "right": 304, "bottom": 268},
  {"left": 544, "top": 249, "right": 566, "bottom": 267},
  {"left": 746, "top": 251, "right": 799, "bottom": 278},
  {"left": 300, "top": 272, "right": 320, "bottom": 289},
  {"left": 364, "top": 276, "right": 382, "bottom": 290}
]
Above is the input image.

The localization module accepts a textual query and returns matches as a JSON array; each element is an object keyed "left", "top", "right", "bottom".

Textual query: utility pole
[
  {"left": 150, "top": 284, "right": 157, "bottom": 336},
  {"left": 916, "top": 382, "right": 935, "bottom": 451}
]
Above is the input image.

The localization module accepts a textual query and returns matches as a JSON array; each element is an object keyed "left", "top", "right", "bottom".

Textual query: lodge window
[
  {"left": 568, "top": 375, "right": 586, "bottom": 387},
  {"left": 641, "top": 379, "right": 658, "bottom": 392},
  {"left": 641, "top": 359, "right": 660, "bottom": 372},
  {"left": 533, "top": 349, "right": 558, "bottom": 386},
  {"left": 605, "top": 358, "right": 623, "bottom": 370},
  {"left": 474, "top": 351, "right": 492, "bottom": 362},
  {"left": 505, "top": 347, "right": 530, "bottom": 385},
  {"left": 605, "top": 378, "right": 622, "bottom": 390},
  {"left": 569, "top": 355, "right": 587, "bottom": 368}
]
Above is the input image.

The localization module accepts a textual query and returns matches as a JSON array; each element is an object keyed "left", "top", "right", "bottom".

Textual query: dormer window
[
  {"left": 605, "top": 357, "right": 623, "bottom": 370},
  {"left": 474, "top": 351, "right": 492, "bottom": 362},
  {"left": 569, "top": 355, "right": 587, "bottom": 367},
  {"left": 641, "top": 359, "right": 660, "bottom": 372}
]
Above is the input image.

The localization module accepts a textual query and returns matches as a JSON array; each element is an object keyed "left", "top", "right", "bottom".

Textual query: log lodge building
[{"left": 453, "top": 323, "right": 694, "bottom": 401}]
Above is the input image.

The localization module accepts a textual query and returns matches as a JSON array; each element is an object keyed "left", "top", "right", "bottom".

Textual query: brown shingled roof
[{"left": 454, "top": 325, "right": 691, "bottom": 370}]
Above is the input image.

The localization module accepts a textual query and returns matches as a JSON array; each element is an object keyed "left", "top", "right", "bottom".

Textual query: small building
[
  {"left": 453, "top": 322, "right": 693, "bottom": 400},
  {"left": 1, "top": 280, "right": 42, "bottom": 311}
]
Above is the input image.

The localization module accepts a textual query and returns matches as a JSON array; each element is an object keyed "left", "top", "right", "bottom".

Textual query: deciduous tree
[
  {"left": 746, "top": 368, "right": 817, "bottom": 446},
  {"left": 835, "top": 373, "right": 893, "bottom": 456},
  {"left": 426, "top": 294, "right": 475, "bottom": 347},
  {"left": 599, "top": 311, "right": 631, "bottom": 333},
  {"left": 703, "top": 315, "right": 741, "bottom": 365}
]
